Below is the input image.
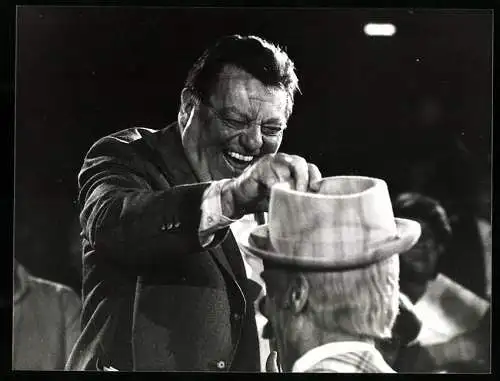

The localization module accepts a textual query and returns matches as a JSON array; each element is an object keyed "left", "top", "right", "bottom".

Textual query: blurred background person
[
  {"left": 392, "top": 192, "right": 452, "bottom": 303},
  {"left": 404, "top": 141, "right": 490, "bottom": 301},
  {"left": 13, "top": 259, "right": 81, "bottom": 370},
  {"left": 394, "top": 307, "right": 490, "bottom": 373},
  {"left": 389, "top": 192, "right": 490, "bottom": 373}
]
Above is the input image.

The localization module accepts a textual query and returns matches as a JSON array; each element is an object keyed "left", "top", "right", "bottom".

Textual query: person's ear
[
  {"left": 287, "top": 274, "right": 309, "bottom": 314},
  {"left": 178, "top": 88, "right": 196, "bottom": 130}
]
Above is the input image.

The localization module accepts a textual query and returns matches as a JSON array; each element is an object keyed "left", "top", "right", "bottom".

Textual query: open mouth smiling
[{"left": 223, "top": 150, "right": 255, "bottom": 170}]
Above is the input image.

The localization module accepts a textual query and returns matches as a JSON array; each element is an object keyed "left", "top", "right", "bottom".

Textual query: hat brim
[{"left": 240, "top": 218, "right": 421, "bottom": 271}]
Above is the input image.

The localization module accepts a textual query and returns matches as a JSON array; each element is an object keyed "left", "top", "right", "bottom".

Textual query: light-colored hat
[{"left": 242, "top": 176, "right": 421, "bottom": 270}]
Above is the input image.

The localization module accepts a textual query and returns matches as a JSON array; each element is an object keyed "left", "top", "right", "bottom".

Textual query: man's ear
[
  {"left": 178, "top": 88, "right": 196, "bottom": 129},
  {"left": 287, "top": 274, "right": 309, "bottom": 314}
]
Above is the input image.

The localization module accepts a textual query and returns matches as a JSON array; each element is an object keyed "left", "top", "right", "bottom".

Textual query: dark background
[{"left": 15, "top": 7, "right": 492, "bottom": 295}]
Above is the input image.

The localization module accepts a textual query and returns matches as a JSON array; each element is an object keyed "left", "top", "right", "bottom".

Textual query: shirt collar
[{"left": 292, "top": 341, "right": 379, "bottom": 373}]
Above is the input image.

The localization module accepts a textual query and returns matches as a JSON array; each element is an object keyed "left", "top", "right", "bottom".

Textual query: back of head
[
  {"left": 184, "top": 35, "right": 300, "bottom": 116},
  {"left": 301, "top": 256, "right": 400, "bottom": 340}
]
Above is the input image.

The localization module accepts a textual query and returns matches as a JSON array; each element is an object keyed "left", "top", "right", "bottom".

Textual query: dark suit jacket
[{"left": 65, "top": 123, "right": 261, "bottom": 371}]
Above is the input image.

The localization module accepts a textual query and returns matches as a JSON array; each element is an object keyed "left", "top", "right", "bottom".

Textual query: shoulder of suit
[
  {"left": 85, "top": 123, "right": 177, "bottom": 158},
  {"left": 105, "top": 126, "right": 161, "bottom": 144}
]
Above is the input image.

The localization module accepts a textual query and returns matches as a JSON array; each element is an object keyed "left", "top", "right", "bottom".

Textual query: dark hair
[
  {"left": 393, "top": 192, "right": 452, "bottom": 248},
  {"left": 184, "top": 35, "right": 300, "bottom": 116}
]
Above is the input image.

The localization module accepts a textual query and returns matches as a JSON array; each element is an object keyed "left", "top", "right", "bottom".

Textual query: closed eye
[
  {"left": 224, "top": 118, "right": 247, "bottom": 129},
  {"left": 262, "top": 125, "right": 285, "bottom": 136}
]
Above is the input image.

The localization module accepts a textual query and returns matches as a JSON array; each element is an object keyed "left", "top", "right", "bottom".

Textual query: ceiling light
[{"left": 363, "top": 23, "right": 396, "bottom": 37}]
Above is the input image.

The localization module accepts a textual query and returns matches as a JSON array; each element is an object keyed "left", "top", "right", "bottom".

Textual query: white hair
[{"left": 302, "top": 256, "right": 400, "bottom": 339}]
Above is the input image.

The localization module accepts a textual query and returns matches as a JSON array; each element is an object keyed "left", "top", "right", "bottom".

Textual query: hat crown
[{"left": 268, "top": 176, "right": 399, "bottom": 265}]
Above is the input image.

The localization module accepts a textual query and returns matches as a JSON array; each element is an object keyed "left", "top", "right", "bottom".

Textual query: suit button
[
  {"left": 160, "top": 224, "right": 167, "bottom": 231},
  {"left": 174, "top": 221, "right": 181, "bottom": 228},
  {"left": 233, "top": 313, "right": 241, "bottom": 321},
  {"left": 167, "top": 222, "right": 173, "bottom": 230},
  {"left": 216, "top": 360, "right": 226, "bottom": 369}
]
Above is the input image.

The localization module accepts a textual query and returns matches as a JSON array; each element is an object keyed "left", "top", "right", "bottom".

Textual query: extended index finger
[
  {"left": 289, "top": 156, "right": 310, "bottom": 192},
  {"left": 307, "top": 163, "right": 322, "bottom": 192}
]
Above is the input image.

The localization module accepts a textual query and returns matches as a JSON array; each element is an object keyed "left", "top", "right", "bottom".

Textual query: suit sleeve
[{"left": 78, "top": 136, "right": 228, "bottom": 266}]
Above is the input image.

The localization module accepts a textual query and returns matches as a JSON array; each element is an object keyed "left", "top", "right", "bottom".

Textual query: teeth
[{"left": 227, "top": 151, "right": 254, "bottom": 162}]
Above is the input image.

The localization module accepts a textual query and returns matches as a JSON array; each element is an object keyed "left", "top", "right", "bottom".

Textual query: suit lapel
[
  {"left": 219, "top": 230, "right": 247, "bottom": 282},
  {"left": 210, "top": 233, "right": 240, "bottom": 285},
  {"left": 140, "top": 123, "right": 200, "bottom": 186},
  {"left": 217, "top": 229, "right": 263, "bottom": 304},
  {"left": 141, "top": 123, "right": 241, "bottom": 284}
]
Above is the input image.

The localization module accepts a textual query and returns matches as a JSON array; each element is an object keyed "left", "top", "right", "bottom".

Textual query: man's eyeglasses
[{"left": 199, "top": 101, "right": 286, "bottom": 137}]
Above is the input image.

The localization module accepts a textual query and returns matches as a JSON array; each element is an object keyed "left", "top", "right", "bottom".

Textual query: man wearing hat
[{"left": 244, "top": 176, "right": 422, "bottom": 373}]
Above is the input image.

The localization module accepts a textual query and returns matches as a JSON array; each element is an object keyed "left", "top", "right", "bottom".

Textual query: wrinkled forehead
[{"left": 209, "top": 65, "right": 289, "bottom": 115}]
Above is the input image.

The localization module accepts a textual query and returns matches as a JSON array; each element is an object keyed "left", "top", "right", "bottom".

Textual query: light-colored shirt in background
[
  {"left": 13, "top": 263, "right": 81, "bottom": 370},
  {"left": 476, "top": 218, "right": 491, "bottom": 300}
]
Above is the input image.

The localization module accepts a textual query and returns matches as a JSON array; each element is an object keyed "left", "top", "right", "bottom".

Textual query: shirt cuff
[{"left": 199, "top": 179, "right": 240, "bottom": 247}]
